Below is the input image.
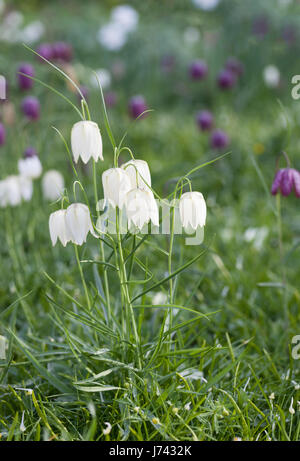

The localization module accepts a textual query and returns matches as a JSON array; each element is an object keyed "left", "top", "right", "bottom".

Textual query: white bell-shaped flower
[
  {"left": 18, "top": 156, "right": 42, "bottom": 179},
  {"left": 71, "top": 121, "right": 103, "bottom": 164},
  {"left": 121, "top": 159, "right": 151, "bottom": 191},
  {"left": 42, "top": 170, "right": 64, "bottom": 201},
  {"left": 0, "top": 175, "right": 33, "bottom": 207},
  {"left": 49, "top": 209, "right": 71, "bottom": 247},
  {"left": 102, "top": 168, "right": 131, "bottom": 208},
  {"left": 179, "top": 191, "right": 206, "bottom": 231},
  {"left": 125, "top": 188, "right": 159, "bottom": 230},
  {"left": 65, "top": 203, "right": 97, "bottom": 245}
]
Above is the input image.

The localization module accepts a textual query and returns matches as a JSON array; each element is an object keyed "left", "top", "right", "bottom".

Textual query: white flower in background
[
  {"left": 97, "top": 22, "right": 127, "bottom": 51},
  {"left": 121, "top": 159, "right": 151, "bottom": 191},
  {"left": 179, "top": 192, "right": 206, "bottom": 232},
  {"left": 20, "top": 20, "right": 45, "bottom": 44},
  {"left": 90, "top": 68, "right": 111, "bottom": 90},
  {"left": 102, "top": 168, "right": 132, "bottom": 208},
  {"left": 243, "top": 226, "right": 268, "bottom": 250},
  {"left": 0, "top": 11, "right": 24, "bottom": 42},
  {"left": 49, "top": 209, "right": 71, "bottom": 247},
  {"left": 0, "top": 175, "right": 33, "bottom": 207},
  {"left": 263, "top": 65, "right": 280, "bottom": 88},
  {"left": 18, "top": 156, "right": 42, "bottom": 179},
  {"left": 289, "top": 397, "right": 295, "bottom": 415},
  {"left": 71, "top": 121, "right": 103, "bottom": 164},
  {"left": 192, "top": 0, "right": 220, "bottom": 11},
  {"left": 183, "top": 27, "right": 200, "bottom": 45},
  {"left": 125, "top": 189, "right": 159, "bottom": 230},
  {"left": 152, "top": 291, "right": 167, "bottom": 306},
  {"left": 42, "top": 170, "right": 64, "bottom": 201},
  {"left": 65, "top": 203, "right": 97, "bottom": 245},
  {"left": 111, "top": 5, "right": 139, "bottom": 33},
  {"left": 20, "top": 411, "right": 26, "bottom": 433}
]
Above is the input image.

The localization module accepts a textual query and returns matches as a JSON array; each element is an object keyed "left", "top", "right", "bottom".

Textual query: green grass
[{"left": 1, "top": 0, "right": 300, "bottom": 442}]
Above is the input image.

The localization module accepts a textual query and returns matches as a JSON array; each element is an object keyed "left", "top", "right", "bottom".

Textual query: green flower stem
[
  {"left": 116, "top": 209, "right": 142, "bottom": 369},
  {"left": 92, "top": 160, "right": 111, "bottom": 323},
  {"left": 74, "top": 244, "right": 91, "bottom": 312}
]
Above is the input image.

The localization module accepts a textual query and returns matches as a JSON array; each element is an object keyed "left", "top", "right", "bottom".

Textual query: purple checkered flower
[
  {"left": 36, "top": 43, "right": 54, "bottom": 62},
  {"left": 196, "top": 110, "right": 214, "bottom": 131},
  {"left": 17, "top": 63, "right": 35, "bottom": 91},
  {"left": 211, "top": 130, "right": 229, "bottom": 149},
  {"left": 271, "top": 168, "right": 300, "bottom": 198},
  {"left": 52, "top": 42, "right": 73, "bottom": 62},
  {"left": 0, "top": 123, "right": 6, "bottom": 146},
  {"left": 128, "top": 95, "right": 148, "bottom": 119},
  {"left": 189, "top": 60, "right": 208, "bottom": 80},
  {"left": 21, "top": 96, "right": 40, "bottom": 121},
  {"left": 23, "top": 147, "right": 37, "bottom": 158},
  {"left": 217, "top": 69, "right": 236, "bottom": 90}
]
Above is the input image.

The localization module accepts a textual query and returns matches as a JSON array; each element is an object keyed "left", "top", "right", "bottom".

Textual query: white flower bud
[
  {"left": 18, "top": 156, "right": 42, "bottom": 179},
  {"left": 0, "top": 175, "right": 33, "bottom": 207},
  {"left": 42, "top": 170, "right": 64, "bottom": 201},
  {"left": 125, "top": 188, "right": 159, "bottom": 230},
  {"left": 179, "top": 191, "right": 206, "bottom": 231},
  {"left": 65, "top": 203, "right": 97, "bottom": 245},
  {"left": 71, "top": 121, "right": 103, "bottom": 164},
  {"left": 263, "top": 65, "right": 280, "bottom": 88},
  {"left": 121, "top": 159, "right": 151, "bottom": 191},
  {"left": 102, "top": 167, "right": 131, "bottom": 208},
  {"left": 49, "top": 209, "right": 71, "bottom": 247}
]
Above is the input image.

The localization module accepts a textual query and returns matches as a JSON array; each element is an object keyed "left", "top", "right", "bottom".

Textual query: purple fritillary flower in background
[
  {"left": 252, "top": 16, "right": 269, "bottom": 38},
  {"left": 217, "top": 68, "right": 236, "bottom": 90},
  {"left": 17, "top": 63, "right": 35, "bottom": 91},
  {"left": 52, "top": 42, "right": 73, "bottom": 62},
  {"left": 36, "top": 43, "right": 54, "bottom": 62},
  {"left": 21, "top": 96, "right": 40, "bottom": 121},
  {"left": 271, "top": 168, "right": 300, "bottom": 198},
  {"left": 23, "top": 146, "right": 37, "bottom": 158},
  {"left": 104, "top": 91, "right": 117, "bottom": 108},
  {"left": 0, "top": 123, "right": 6, "bottom": 146},
  {"left": 189, "top": 60, "right": 208, "bottom": 80},
  {"left": 210, "top": 129, "right": 229, "bottom": 149},
  {"left": 128, "top": 95, "right": 148, "bottom": 119},
  {"left": 196, "top": 110, "right": 214, "bottom": 131},
  {"left": 225, "top": 57, "right": 244, "bottom": 77}
]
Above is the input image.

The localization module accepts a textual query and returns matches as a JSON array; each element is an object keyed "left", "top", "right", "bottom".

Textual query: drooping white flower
[
  {"left": 18, "top": 156, "right": 42, "bottom": 179},
  {"left": 121, "top": 159, "right": 151, "bottom": 191},
  {"left": 90, "top": 68, "right": 111, "bottom": 90},
  {"left": 49, "top": 209, "right": 71, "bottom": 247},
  {"left": 102, "top": 422, "right": 112, "bottom": 435},
  {"left": 111, "top": 5, "right": 139, "bottom": 33},
  {"left": 42, "top": 170, "right": 65, "bottom": 201},
  {"left": 125, "top": 189, "right": 159, "bottom": 230},
  {"left": 102, "top": 168, "right": 132, "bottom": 208},
  {"left": 65, "top": 203, "right": 97, "bottom": 246},
  {"left": 263, "top": 65, "right": 280, "bottom": 88},
  {"left": 0, "top": 175, "right": 33, "bottom": 207},
  {"left": 192, "top": 0, "right": 220, "bottom": 11},
  {"left": 97, "top": 22, "right": 127, "bottom": 51},
  {"left": 71, "top": 121, "right": 103, "bottom": 164},
  {"left": 179, "top": 191, "right": 206, "bottom": 231}
]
